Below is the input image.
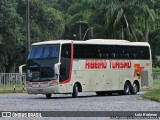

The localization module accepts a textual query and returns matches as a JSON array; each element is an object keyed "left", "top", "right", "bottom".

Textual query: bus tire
[
  {"left": 46, "top": 94, "right": 51, "bottom": 99},
  {"left": 123, "top": 82, "right": 131, "bottom": 95},
  {"left": 72, "top": 84, "right": 78, "bottom": 98},
  {"left": 130, "top": 82, "right": 138, "bottom": 95}
]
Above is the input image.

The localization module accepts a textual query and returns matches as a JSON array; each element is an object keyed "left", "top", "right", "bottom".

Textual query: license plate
[{"left": 37, "top": 89, "right": 43, "bottom": 92}]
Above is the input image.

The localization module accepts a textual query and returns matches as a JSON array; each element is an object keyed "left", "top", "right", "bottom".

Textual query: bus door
[{"left": 59, "top": 44, "right": 72, "bottom": 92}]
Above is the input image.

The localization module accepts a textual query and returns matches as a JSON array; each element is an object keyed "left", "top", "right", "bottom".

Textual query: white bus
[{"left": 20, "top": 39, "right": 153, "bottom": 98}]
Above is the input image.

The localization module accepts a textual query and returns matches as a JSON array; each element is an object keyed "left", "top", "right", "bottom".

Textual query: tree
[
  {"left": 133, "top": 0, "right": 155, "bottom": 42},
  {"left": 0, "top": 0, "right": 24, "bottom": 73},
  {"left": 0, "top": 0, "right": 65, "bottom": 72},
  {"left": 17, "top": 0, "right": 65, "bottom": 43}
]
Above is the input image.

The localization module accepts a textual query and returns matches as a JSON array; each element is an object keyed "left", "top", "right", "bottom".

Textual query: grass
[
  {"left": 143, "top": 86, "right": 160, "bottom": 102},
  {"left": 142, "top": 78, "right": 160, "bottom": 102},
  {"left": 0, "top": 90, "right": 26, "bottom": 94},
  {"left": 0, "top": 82, "right": 26, "bottom": 93}
]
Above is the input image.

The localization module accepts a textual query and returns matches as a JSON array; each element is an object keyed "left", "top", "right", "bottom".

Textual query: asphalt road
[{"left": 0, "top": 92, "right": 159, "bottom": 120}]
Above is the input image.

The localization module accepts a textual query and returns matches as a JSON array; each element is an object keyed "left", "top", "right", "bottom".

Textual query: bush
[{"left": 152, "top": 67, "right": 160, "bottom": 72}]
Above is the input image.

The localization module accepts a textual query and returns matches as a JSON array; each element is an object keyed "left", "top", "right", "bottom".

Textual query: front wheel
[
  {"left": 130, "top": 82, "right": 138, "bottom": 95},
  {"left": 72, "top": 84, "right": 78, "bottom": 98},
  {"left": 46, "top": 94, "right": 51, "bottom": 99}
]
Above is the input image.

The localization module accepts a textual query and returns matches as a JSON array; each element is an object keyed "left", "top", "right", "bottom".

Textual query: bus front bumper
[{"left": 27, "top": 85, "right": 59, "bottom": 94}]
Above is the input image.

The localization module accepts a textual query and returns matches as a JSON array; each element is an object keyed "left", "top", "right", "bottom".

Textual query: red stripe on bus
[
  {"left": 60, "top": 41, "right": 74, "bottom": 84},
  {"left": 32, "top": 82, "right": 39, "bottom": 84},
  {"left": 40, "top": 82, "right": 48, "bottom": 84},
  {"left": 52, "top": 80, "right": 58, "bottom": 83}
]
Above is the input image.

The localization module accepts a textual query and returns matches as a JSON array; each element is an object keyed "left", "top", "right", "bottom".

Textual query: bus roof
[
  {"left": 32, "top": 40, "right": 72, "bottom": 46},
  {"left": 32, "top": 39, "right": 150, "bottom": 47}
]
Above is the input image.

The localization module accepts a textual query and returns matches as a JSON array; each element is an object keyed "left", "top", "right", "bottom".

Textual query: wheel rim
[
  {"left": 125, "top": 83, "right": 130, "bottom": 93},
  {"left": 132, "top": 83, "right": 138, "bottom": 93}
]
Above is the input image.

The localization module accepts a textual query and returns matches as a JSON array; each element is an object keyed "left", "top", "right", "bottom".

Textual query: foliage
[
  {"left": 65, "top": 0, "right": 156, "bottom": 41},
  {"left": 0, "top": 0, "right": 160, "bottom": 72},
  {"left": 0, "top": 0, "right": 65, "bottom": 72},
  {"left": 17, "top": 0, "right": 65, "bottom": 43},
  {"left": 0, "top": 0, "right": 24, "bottom": 73},
  {"left": 152, "top": 67, "right": 160, "bottom": 72}
]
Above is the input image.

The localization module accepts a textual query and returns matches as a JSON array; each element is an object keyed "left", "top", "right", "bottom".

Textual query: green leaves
[
  {"left": 0, "top": 0, "right": 65, "bottom": 72},
  {"left": 0, "top": 0, "right": 159, "bottom": 72}
]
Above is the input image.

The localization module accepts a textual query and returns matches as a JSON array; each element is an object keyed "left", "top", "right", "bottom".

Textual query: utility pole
[
  {"left": 82, "top": 27, "right": 94, "bottom": 41},
  {"left": 79, "top": 22, "right": 82, "bottom": 40},
  {"left": 26, "top": 0, "right": 30, "bottom": 59},
  {"left": 75, "top": 21, "right": 87, "bottom": 41},
  {"left": 90, "top": 27, "right": 94, "bottom": 39}
]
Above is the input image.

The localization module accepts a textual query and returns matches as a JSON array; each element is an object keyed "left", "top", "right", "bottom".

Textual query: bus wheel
[
  {"left": 46, "top": 94, "right": 51, "bottom": 99},
  {"left": 72, "top": 84, "right": 78, "bottom": 98},
  {"left": 130, "top": 82, "right": 138, "bottom": 95},
  {"left": 96, "top": 92, "right": 106, "bottom": 96},
  {"left": 123, "top": 82, "right": 131, "bottom": 95}
]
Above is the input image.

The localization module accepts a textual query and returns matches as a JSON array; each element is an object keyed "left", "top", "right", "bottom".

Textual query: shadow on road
[{"left": 28, "top": 92, "right": 143, "bottom": 100}]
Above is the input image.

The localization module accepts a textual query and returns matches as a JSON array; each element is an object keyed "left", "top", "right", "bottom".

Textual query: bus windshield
[
  {"left": 28, "top": 44, "right": 59, "bottom": 59},
  {"left": 26, "top": 44, "right": 60, "bottom": 82}
]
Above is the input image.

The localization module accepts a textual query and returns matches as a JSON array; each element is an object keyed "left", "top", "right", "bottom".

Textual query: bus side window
[
  {"left": 101, "top": 53, "right": 108, "bottom": 58},
  {"left": 63, "top": 50, "right": 69, "bottom": 58},
  {"left": 97, "top": 49, "right": 102, "bottom": 58},
  {"left": 61, "top": 47, "right": 71, "bottom": 58},
  {"left": 105, "top": 53, "right": 109, "bottom": 58},
  {"left": 132, "top": 53, "right": 136, "bottom": 59},
  {"left": 124, "top": 53, "right": 129, "bottom": 59},
  {"left": 111, "top": 53, "right": 115, "bottom": 58}
]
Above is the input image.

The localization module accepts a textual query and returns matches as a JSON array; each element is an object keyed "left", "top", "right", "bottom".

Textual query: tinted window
[
  {"left": 61, "top": 44, "right": 71, "bottom": 58},
  {"left": 74, "top": 44, "right": 150, "bottom": 60},
  {"left": 60, "top": 44, "right": 71, "bottom": 82},
  {"left": 74, "top": 44, "right": 86, "bottom": 58},
  {"left": 28, "top": 45, "right": 59, "bottom": 59}
]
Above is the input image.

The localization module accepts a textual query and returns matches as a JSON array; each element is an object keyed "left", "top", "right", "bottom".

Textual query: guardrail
[{"left": 0, "top": 72, "right": 159, "bottom": 92}]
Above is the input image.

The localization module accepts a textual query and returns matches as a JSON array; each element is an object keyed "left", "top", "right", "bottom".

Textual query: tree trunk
[
  {"left": 5, "top": 56, "right": 15, "bottom": 73},
  {"left": 144, "top": 14, "right": 149, "bottom": 42}
]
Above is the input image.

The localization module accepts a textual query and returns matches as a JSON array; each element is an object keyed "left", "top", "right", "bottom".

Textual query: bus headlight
[
  {"left": 26, "top": 82, "right": 32, "bottom": 87},
  {"left": 49, "top": 80, "right": 58, "bottom": 86}
]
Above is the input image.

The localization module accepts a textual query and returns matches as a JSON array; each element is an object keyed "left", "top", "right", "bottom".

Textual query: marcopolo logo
[{"left": 134, "top": 64, "right": 144, "bottom": 80}]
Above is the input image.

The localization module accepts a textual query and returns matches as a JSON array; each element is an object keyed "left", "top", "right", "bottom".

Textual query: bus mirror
[
  {"left": 19, "top": 64, "right": 26, "bottom": 76},
  {"left": 54, "top": 63, "right": 61, "bottom": 75}
]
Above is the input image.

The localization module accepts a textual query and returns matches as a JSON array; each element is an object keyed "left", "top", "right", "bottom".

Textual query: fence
[
  {"left": 0, "top": 72, "right": 159, "bottom": 92},
  {"left": 0, "top": 73, "right": 26, "bottom": 92},
  {"left": 153, "top": 72, "right": 160, "bottom": 87}
]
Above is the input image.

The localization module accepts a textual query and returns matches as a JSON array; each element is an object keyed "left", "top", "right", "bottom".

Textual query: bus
[{"left": 19, "top": 39, "right": 153, "bottom": 98}]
